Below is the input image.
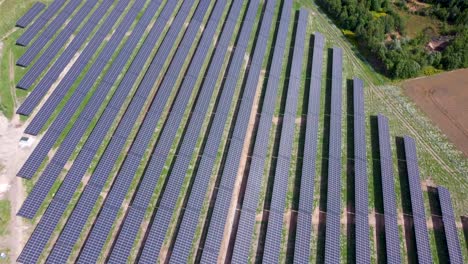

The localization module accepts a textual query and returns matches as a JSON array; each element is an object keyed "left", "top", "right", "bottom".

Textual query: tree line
[{"left": 316, "top": 0, "right": 467, "bottom": 79}]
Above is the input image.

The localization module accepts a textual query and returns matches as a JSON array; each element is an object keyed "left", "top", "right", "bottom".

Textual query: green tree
[{"left": 395, "top": 59, "right": 421, "bottom": 78}]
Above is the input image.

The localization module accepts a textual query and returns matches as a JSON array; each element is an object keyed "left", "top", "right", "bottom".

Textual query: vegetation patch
[{"left": 0, "top": 200, "right": 11, "bottom": 236}]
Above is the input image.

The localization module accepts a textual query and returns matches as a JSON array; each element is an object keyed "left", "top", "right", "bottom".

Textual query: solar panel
[
  {"left": 403, "top": 136, "right": 432, "bottom": 264},
  {"left": 377, "top": 114, "right": 401, "bottom": 264},
  {"left": 75, "top": 1, "right": 200, "bottom": 262},
  {"left": 294, "top": 31, "right": 324, "bottom": 264},
  {"left": 17, "top": 1, "right": 170, "bottom": 263},
  {"left": 17, "top": 0, "right": 83, "bottom": 49},
  {"left": 17, "top": 0, "right": 99, "bottom": 67},
  {"left": 437, "top": 187, "right": 463, "bottom": 264},
  {"left": 16, "top": 0, "right": 67, "bottom": 46},
  {"left": 16, "top": 1, "right": 120, "bottom": 92},
  {"left": 261, "top": 9, "right": 307, "bottom": 263},
  {"left": 200, "top": 0, "right": 278, "bottom": 262},
  {"left": 16, "top": 2, "right": 45, "bottom": 28},
  {"left": 107, "top": 2, "right": 226, "bottom": 262},
  {"left": 324, "top": 46, "right": 343, "bottom": 264},
  {"left": 352, "top": 78, "right": 370, "bottom": 264},
  {"left": 16, "top": 0, "right": 156, "bottom": 180},
  {"left": 17, "top": 0, "right": 139, "bottom": 113},
  {"left": 169, "top": 0, "right": 268, "bottom": 261}
]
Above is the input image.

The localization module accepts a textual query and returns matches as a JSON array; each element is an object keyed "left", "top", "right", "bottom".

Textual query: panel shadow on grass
[
  {"left": 369, "top": 115, "right": 386, "bottom": 264},
  {"left": 395, "top": 136, "right": 418, "bottom": 264},
  {"left": 461, "top": 216, "right": 468, "bottom": 252},
  {"left": 427, "top": 186, "right": 450, "bottom": 263},
  {"left": 346, "top": 79, "right": 355, "bottom": 264}
]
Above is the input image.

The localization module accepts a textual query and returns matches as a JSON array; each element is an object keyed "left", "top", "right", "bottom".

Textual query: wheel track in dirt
[{"left": 426, "top": 87, "right": 468, "bottom": 139}]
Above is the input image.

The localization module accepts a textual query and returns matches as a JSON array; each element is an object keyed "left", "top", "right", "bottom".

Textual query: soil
[
  {"left": 0, "top": 114, "right": 31, "bottom": 260},
  {"left": 403, "top": 69, "right": 468, "bottom": 156}
]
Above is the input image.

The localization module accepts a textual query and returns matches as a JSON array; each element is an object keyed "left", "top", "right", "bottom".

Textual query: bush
[{"left": 421, "top": 66, "right": 443, "bottom": 75}]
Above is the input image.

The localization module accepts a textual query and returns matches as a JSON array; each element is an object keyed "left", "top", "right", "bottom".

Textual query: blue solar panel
[
  {"left": 324, "top": 46, "right": 343, "bottom": 264},
  {"left": 352, "top": 78, "right": 370, "bottom": 264},
  {"left": 17, "top": 1, "right": 169, "bottom": 262},
  {"left": 17, "top": 0, "right": 128, "bottom": 113},
  {"left": 16, "top": 0, "right": 155, "bottom": 180},
  {"left": 403, "top": 136, "right": 432, "bottom": 264},
  {"left": 167, "top": 1, "right": 265, "bottom": 260},
  {"left": 75, "top": 1, "right": 199, "bottom": 262},
  {"left": 107, "top": 1, "right": 224, "bottom": 262},
  {"left": 16, "top": 2, "right": 45, "bottom": 28},
  {"left": 17, "top": 2, "right": 117, "bottom": 90},
  {"left": 16, "top": 0, "right": 67, "bottom": 46},
  {"left": 437, "top": 186, "right": 463, "bottom": 264},
  {"left": 17, "top": 0, "right": 99, "bottom": 67},
  {"left": 294, "top": 31, "right": 324, "bottom": 264},
  {"left": 377, "top": 114, "right": 401, "bottom": 264},
  {"left": 261, "top": 9, "right": 307, "bottom": 263},
  {"left": 201, "top": 0, "right": 277, "bottom": 262},
  {"left": 17, "top": 0, "right": 83, "bottom": 50}
]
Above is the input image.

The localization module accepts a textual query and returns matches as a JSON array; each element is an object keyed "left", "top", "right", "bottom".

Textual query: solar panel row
[
  {"left": 437, "top": 187, "right": 463, "bottom": 264},
  {"left": 16, "top": 0, "right": 116, "bottom": 92},
  {"left": 376, "top": 114, "right": 401, "bottom": 264},
  {"left": 403, "top": 136, "right": 432, "bottom": 264},
  {"left": 221, "top": 0, "right": 292, "bottom": 260},
  {"left": 353, "top": 77, "right": 370, "bottom": 263},
  {"left": 75, "top": 1, "right": 201, "bottom": 263},
  {"left": 111, "top": 0, "right": 242, "bottom": 262},
  {"left": 17, "top": 0, "right": 99, "bottom": 67},
  {"left": 17, "top": 0, "right": 83, "bottom": 51},
  {"left": 16, "top": 2, "right": 45, "bottom": 28},
  {"left": 294, "top": 31, "right": 324, "bottom": 264},
  {"left": 324, "top": 46, "right": 343, "bottom": 264},
  {"left": 16, "top": 0, "right": 67, "bottom": 46},
  {"left": 166, "top": 1, "right": 255, "bottom": 262},
  {"left": 16, "top": 1, "right": 170, "bottom": 263},
  {"left": 18, "top": 1, "right": 141, "bottom": 122},
  {"left": 108, "top": 1, "right": 225, "bottom": 262},
  {"left": 16, "top": 0, "right": 155, "bottom": 181},
  {"left": 262, "top": 9, "right": 307, "bottom": 263},
  {"left": 19, "top": 0, "right": 148, "bottom": 129},
  {"left": 202, "top": 0, "right": 277, "bottom": 262}
]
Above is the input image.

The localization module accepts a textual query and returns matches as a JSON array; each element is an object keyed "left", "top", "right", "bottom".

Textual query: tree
[
  {"left": 394, "top": 59, "right": 421, "bottom": 78},
  {"left": 371, "top": 0, "right": 381, "bottom": 11}
]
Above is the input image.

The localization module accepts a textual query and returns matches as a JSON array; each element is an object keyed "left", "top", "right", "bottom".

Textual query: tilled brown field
[{"left": 404, "top": 69, "right": 468, "bottom": 156}]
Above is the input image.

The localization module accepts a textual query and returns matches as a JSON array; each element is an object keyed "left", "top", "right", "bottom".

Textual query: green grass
[
  {"left": 371, "top": 11, "right": 388, "bottom": 19},
  {"left": 0, "top": 200, "right": 11, "bottom": 236},
  {"left": 394, "top": 7, "right": 445, "bottom": 38}
]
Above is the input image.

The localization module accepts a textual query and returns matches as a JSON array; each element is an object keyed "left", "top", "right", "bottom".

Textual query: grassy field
[
  {"left": 394, "top": 7, "right": 447, "bottom": 38},
  {"left": 0, "top": 200, "right": 10, "bottom": 236},
  {"left": 0, "top": 0, "right": 467, "bottom": 263}
]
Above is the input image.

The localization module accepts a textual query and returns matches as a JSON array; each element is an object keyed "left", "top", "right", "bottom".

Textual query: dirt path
[
  {"left": 0, "top": 114, "right": 31, "bottom": 260},
  {"left": 272, "top": 116, "right": 305, "bottom": 125},
  {"left": 9, "top": 50, "right": 17, "bottom": 109},
  {"left": 0, "top": 28, "right": 19, "bottom": 42}
]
